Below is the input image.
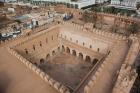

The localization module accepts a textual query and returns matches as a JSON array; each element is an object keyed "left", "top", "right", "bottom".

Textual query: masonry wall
[{"left": 14, "top": 26, "right": 60, "bottom": 64}]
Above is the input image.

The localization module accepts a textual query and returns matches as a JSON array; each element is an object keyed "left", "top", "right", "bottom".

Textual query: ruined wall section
[{"left": 112, "top": 36, "right": 140, "bottom": 93}]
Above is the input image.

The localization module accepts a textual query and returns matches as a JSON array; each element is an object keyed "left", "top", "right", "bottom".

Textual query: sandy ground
[
  {"left": 39, "top": 53, "right": 93, "bottom": 90},
  {"left": 0, "top": 47, "right": 59, "bottom": 93}
]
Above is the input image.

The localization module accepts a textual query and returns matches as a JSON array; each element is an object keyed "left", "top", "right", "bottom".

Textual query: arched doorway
[
  {"left": 66, "top": 47, "right": 70, "bottom": 53},
  {"left": 24, "top": 48, "right": 28, "bottom": 54},
  {"left": 52, "top": 50, "right": 55, "bottom": 56},
  {"left": 62, "top": 45, "right": 65, "bottom": 52},
  {"left": 58, "top": 47, "right": 60, "bottom": 52},
  {"left": 72, "top": 50, "right": 76, "bottom": 56},
  {"left": 40, "top": 58, "right": 45, "bottom": 64},
  {"left": 85, "top": 56, "right": 91, "bottom": 63},
  {"left": 79, "top": 53, "right": 83, "bottom": 60},
  {"left": 92, "top": 58, "right": 98, "bottom": 65},
  {"left": 46, "top": 54, "right": 50, "bottom": 61}
]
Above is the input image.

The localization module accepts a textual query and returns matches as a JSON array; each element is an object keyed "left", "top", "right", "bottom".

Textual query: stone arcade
[{"left": 4, "top": 21, "right": 139, "bottom": 93}]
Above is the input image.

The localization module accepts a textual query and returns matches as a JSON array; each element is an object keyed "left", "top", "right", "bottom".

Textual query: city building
[
  {"left": 111, "top": 0, "right": 140, "bottom": 9},
  {"left": 0, "top": 3, "right": 140, "bottom": 93}
]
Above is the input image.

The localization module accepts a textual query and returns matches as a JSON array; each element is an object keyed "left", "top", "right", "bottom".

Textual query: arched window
[
  {"left": 76, "top": 40, "right": 78, "bottom": 43},
  {"left": 65, "top": 35, "right": 67, "bottom": 39},
  {"left": 40, "top": 41, "right": 42, "bottom": 47},
  {"left": 97, "top": 48, "right": 100, "bottom": 52},
  {"left": 46, "top": 54, "right": 50, "bottom": 61},
  {"left": 79, "top": 53, "right": 83, "bottom": 60},
  {"left": 72, "top": 50, "right": 76, "bottom": 56},
  {"left": 83, "top": 42, "right": 85, "bottom": 46},
  {"left": 33, "top": 45, "right": 35, "bottom": 50},
  {"left": 40, "top": 58, "right": 45, "bottom": 64},
  {"left": 85, "top": 56, "right": 91, "bottom": 62},
  {"left": 92, "top": 59, "right": 98, "bottom": 65},
  {"left": 52, "top": 50, "right": 55, "bottom": 56},
  {"left": 90, "top": 45, "right": 92, "bottom": 49},
  {"left": 24, "top": 48, "right": 28, "bottom": 54},
  {"left": 58, "top": 47, "right": 60, "bottom": 51},
  {"left": 66, "top": 47, "right": 70, "bottom": 53},
  {"left": 70, "top": 38, "right": 72, "bottom": 41},
  {"left": 62, "top": 45, "right": 65, "bottom": 52}
]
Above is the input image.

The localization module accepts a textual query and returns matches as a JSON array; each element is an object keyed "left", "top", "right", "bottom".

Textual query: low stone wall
[
  {"left": 7, "top": 47, "right": 70, "bottom": 93},
  {"left": 83, "top": 52, "right": 113, "bottom": 93},
  {"left": 112, "top": 37, "right": 140, "bottom": 93},
  {"left": 63, "top": 22, "right": 127, "bottom": 41},
  {"left": 83, "top": 43, "right": 120, "bottom": 93}
]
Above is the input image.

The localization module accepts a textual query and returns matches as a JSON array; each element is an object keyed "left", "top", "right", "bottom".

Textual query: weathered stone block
[
  {"left": 54, "top": 82, "right": 61, "bottom": 90},
  {"left": 84, "top": 86, "right": 90, "bottom": 93},
  {"left": 36, "top": 68, "right": 41, "bottom": 74},
  {"left": 49, "top": 78, "right": 55, "bottom": 86},
  {"left": 39, "top": 71, "right": 46, "bottom": 79}
]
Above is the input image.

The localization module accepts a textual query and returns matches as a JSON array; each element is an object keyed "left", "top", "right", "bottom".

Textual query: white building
[
  {"left": 96, "top": 0, "right": 108, "bottom": 3},
  {"left": 31, "top": 0, "right": 97, "bottom": 9},
  {"left": 111, "top": 0, "right": 140, "bottom": 9},
  {"left": 0, "top": 0, "right": 17, "bottom": 2}
]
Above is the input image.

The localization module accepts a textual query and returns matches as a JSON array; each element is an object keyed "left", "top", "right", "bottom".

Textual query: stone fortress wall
[
  {"left": 12, "top": 21, "right": 126, "bottom": 65},
  {"left": 83, "top": 36, "right": 140, "bottom": 93},
  {"left": 112, "top": 36, "right": 140, "bottom": 93},
  {"left": 7, "top": 47, "right": 71, "bottom": 93},
  {"left": 5, "top": 20, "right": 140, "bottom": 93}
]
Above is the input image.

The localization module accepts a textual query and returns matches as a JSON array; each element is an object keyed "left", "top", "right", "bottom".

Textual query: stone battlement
[
  {"left": 112, "top": 37, "right": 140, "bottom": 93},
  {"left": 63, "top": 22, "right": 127, "bottom": 41},
  {"left": 7, "top": 47, "right": 70, "bottom": 93}
]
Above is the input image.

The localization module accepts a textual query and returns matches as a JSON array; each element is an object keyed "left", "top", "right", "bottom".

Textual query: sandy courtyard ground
[{"left": 39, "top": 53, "right": 93, "bottom": 90}]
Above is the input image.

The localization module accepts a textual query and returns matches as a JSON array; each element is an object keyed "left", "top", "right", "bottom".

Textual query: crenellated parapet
[
  {"left": 7, "top": 47, "right": 71, "bottom": 93},
  {"left": 112, "top": 64, "right": 137, "bottom": 93},
  {"left": 112, "top": 36, "right": 140, "bottom": 93},
  {"left": 63, "top": 21, "right": 127, "bottom": 41}
]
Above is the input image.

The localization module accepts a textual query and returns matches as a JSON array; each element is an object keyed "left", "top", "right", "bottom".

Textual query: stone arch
[
  {"left": 24, "top": 48, "right": 28, "bottom": 54},
  {"left": 40, "top": 58, "right": 45, "bottom": 64},
  {"left": 52, "top": 50, "right": 55, "bottom": 56},
  {"left": 39, "top": 41, "right": 42, "bottom": 47},
  {"left": 97, "top": 48, "right": 100, "bottom": 52},
  {"left": 58, "top": 47, "right": 60, "bottom": 52},
  {"left": 85, "top": 56, "right": 91, "bottom": 62},
  {"left": 79, "top": 53, "right": 83, "bottom": 60},
  {"left": 33, "top": 45, "right": 35, "bottom": 50},
  {"left": 46, "top": 54, "right": 50, "bottom": 61},
  {"left": 66, "top": 47, "right": 70, "bottom": 53},
  {"left": 62, "top": 45, "right": 65, "bottom": 52},
  {"left": 92, "top": 58, "right": 98, "bottom": 65},
  {"left": 90, "top": 45, "right": 92, "bottom": 49},
  {"left": 83, "top": 42, "right": 85, "bottom": 46},
  {"left": 72, "top": 50, "right": 76, "bottom": 56}
]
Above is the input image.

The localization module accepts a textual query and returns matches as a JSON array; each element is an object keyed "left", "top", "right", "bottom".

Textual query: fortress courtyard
[{"left": 0, "top": 21, "right": 139, "bottom": 93}]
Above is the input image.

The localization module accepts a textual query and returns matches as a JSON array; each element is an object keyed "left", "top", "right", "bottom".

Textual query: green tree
[
  {"left": 127, "top": 23, "right": 139, "bottom": 34},
  {"left": 82, "top": 11, "right": 97, "bottom": 28},
  {"left": 136, "top": 2, "right": 140, "bottom": 10}
]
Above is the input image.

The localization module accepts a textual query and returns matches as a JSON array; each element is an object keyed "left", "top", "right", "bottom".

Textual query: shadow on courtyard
[{"left": 0, "top": 71, "right": 11, "bottom": 93}]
